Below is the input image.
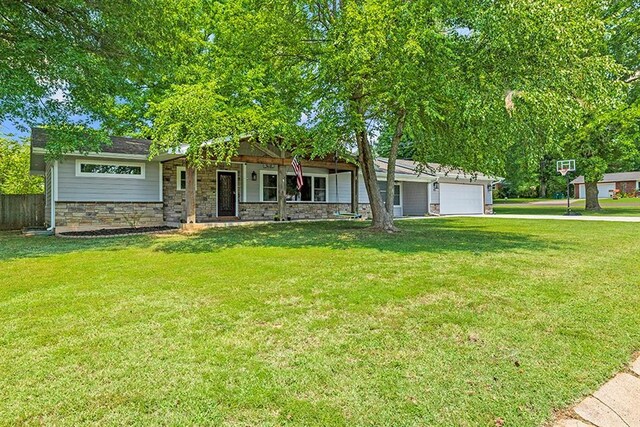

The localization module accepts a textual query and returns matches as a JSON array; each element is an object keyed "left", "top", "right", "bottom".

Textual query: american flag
[{"left": 291, "top": 156, "right": 304, "bottom": 190}]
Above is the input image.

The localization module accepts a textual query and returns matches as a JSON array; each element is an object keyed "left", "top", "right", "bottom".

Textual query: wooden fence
[{"left": 0, "top": 194, "right": 46, "bottom": 230}]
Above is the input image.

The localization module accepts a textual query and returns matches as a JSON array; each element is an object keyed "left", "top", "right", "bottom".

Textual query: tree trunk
[
  {"left": 350, "top": 90, "right": 395, "bottom": 232},
  {"left": 356, "top": 129, "right": 395, "bottom": 231},
  {"left": 385, "top": 109, "right": 406, "bottom": 216},
  {"left": 584, "top": 181, "right": 601, "bottom": 210},
  {"left": 538, "top": 158, "right": 547, "bottom": 198},
  {"left": 277, "top": 163, "right": 287, "bottom": 220}
]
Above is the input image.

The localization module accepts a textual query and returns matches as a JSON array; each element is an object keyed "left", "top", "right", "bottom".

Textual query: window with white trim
[
  {"left": 176, "top": 166, "right": 197, "bottom": 191},
  {"left": 378, "top": 181, "right": 401, "bottom": 206},
  {"left": 262, "top": 173, "right": 278, "bottom": 201},
  {"left": 314, "top": 176, "right": 327, "bottom": 201},
  {"left": 76, "top": 160, "right": 145, "bottom": 178},
  {"left": 261, "top": 173, "right": 328, "bottom": 202}
]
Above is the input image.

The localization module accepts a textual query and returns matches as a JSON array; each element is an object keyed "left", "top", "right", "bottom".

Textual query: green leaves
[
  {"left": 0, "top": 138, "right": 43, "bottom": 194},
  {"left": 0, "top": 0, "right": 201, "bottom": 145}
]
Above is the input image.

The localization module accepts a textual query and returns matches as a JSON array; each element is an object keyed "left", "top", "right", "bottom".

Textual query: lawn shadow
[
  {"left": 154, "top": 218, "right": 562, "bottom": 255},
  {"left": 0, "top": 231, "right": 158, "bottom": 262}
]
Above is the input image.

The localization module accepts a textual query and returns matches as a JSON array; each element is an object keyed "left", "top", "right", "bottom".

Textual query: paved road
[
  {"left": 487, "top": 214, "right": 640, "bottom": 223},
  {"left": 554, "top": 356, "right": 640, "bottom": 427}
]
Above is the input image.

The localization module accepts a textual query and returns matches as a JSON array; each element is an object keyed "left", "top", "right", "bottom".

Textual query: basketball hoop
[
  {"left": 556, "top": 159, "right": 580, "bottom": 216},
  {"left": 556, "top": 159, "right": 576, "bottom": 175}
]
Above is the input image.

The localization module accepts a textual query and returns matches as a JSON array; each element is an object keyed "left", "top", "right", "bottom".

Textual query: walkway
[
  {"left": 554, "top": 356, "right": 640, "bottom": 427},
  {"left": 487, "top": 214, "right": 640, "bottom": 223}
]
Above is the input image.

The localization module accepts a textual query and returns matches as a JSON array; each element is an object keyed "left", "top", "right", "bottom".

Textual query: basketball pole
[{"left": 566, "top": 173, "right": 571, "bottom": 215}]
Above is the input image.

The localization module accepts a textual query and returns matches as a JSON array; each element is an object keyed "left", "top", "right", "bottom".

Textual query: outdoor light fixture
[
  {"left": 433, "top": 182, "right": 439, "bottom": 191},
  {"left": 251, "top": 171, "right": 257, "bottom": 181}
]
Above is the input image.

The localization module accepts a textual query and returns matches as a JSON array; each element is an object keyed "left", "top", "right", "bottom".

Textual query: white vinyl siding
[
  {"left": 327, "top": 172, "right": 352, "bottom": 203},
  {"left": 57, "top": 156, "right": 162, "bottom": 202},
  {"left": 44, "top": 164, "right": 52, "bottom": 226}
]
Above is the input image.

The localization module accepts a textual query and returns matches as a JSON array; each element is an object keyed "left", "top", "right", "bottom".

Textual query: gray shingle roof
[
  {"left": 571, "top": 171, "right": 640, "bottom": 184},
  {"left": 375, "top": 158, "right": 494, "bottom": 180},
  {"left": 31, "top": 127, "right": 152, "bottom": 156}
]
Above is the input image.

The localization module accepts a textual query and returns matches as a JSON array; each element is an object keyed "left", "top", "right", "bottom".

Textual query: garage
[
  {"left": 577, "top": 183, "right": 615, "bottom": 199},
  {"left": 596, "top": 183, "right": 615, "bottom": 198},
  {"left": 440, "top": 183, "right": 484, "bottom": 215}
]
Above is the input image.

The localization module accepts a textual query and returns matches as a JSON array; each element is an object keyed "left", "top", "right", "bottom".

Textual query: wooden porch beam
[{"left": 231, "top": 155, "right": 357, "bottom": 172}]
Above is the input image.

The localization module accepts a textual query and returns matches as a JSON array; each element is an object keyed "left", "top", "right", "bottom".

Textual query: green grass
[
  {"left": 1, "top": 219, "right": 639, "bottom": 426},
  {"left": 494, "top": 198, "right": 640, "bottom": 216},
  {"left": 493, "top": 198, "right": 549, "bottom": 204}
]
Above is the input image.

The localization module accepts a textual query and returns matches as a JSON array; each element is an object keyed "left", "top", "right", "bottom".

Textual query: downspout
[{"left": 47, "top": 161, "right": 58, "bottom": 231}]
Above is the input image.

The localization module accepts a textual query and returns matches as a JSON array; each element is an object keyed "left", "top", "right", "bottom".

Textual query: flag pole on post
[{"left": 292, "top": 156, "right": 304, "bottom": 191}]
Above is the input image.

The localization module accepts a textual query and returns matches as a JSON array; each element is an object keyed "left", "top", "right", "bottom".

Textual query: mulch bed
[{"left": 59, "top": 226, "right": 177, "bottom": 238}]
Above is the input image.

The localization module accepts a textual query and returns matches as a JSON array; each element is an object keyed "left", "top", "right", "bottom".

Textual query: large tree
[
  {"left": 0, "top": 138, "right": 43, "bottom": 194},
  {"left": 0, "top": 0, "right": 198, "bottom": 150},
  {"left": 150, "top": 0, "right": 618, "bottom": 231},
  {"left": 573, "top": 0, "right": 639, "bottom": 210}
]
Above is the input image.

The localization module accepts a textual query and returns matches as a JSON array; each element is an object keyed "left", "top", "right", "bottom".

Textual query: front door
[{"left": 217, "top": 171, "right": 237, "bottom": 217}]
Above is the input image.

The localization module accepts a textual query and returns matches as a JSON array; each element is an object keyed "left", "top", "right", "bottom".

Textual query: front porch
[{"left": 162, "top": 153, "right": 362, "bottom": 225}]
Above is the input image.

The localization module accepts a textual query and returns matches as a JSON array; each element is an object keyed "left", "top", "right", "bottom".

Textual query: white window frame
[
  {"left": 75, "top": 159, "right": 145, "bottom": 179},
  {"left": 259, "top": 170, "right": 279, "bottom": 202},
  {"left": 379, "top": 181, "right": 402, "bottom": 208},
  {"left": 176, "top": 166, "right": 197, "bottom": 191},
  {"left": 312, "top": 175, "right": 328, "bottom": 202},
  {"left": 259, "top": 170, "right": 329, "bottom": 202}
]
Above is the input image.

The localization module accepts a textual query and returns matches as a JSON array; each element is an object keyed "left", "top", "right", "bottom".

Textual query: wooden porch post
[
  {"left": 277, "top": 163, "right": 287, "bottom": 221},
  {"left": 351, "top": 168, "right": 359, "bottom": 214},
  {"left": 185, "top": 164, "right": 197, "bottom": 224}
]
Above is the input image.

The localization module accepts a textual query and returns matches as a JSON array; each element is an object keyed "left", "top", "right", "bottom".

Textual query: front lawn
[
  {"left": 494, "top": 198, "right": 640, "bottom": 216},
  {"left": 493, "top": 198, "right": 549, "bottom": 204},
  {"left": 1, "top": 219, "right": 639, "bottom": 426}
]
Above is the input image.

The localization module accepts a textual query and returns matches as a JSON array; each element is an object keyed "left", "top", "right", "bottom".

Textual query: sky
[{"left": 1, "top": 119, "right": 29, "bottom": 140}]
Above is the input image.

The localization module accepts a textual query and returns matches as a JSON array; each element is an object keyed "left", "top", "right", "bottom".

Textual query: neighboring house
[
  {"left": 571, "top": 172, "right": 640, "bottom": 199},
  {"left": 29, "top": 128, "right": 496, "bottom": 232}
]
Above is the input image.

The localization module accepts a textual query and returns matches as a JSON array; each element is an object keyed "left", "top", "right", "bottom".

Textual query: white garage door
[
  {"left": 578, "top": 183, "right": 615, "bottom": 199},
  {"left": 440, "top": 183, "right": 484, "bottom": 215},
  {"left": 597, "top": 183, "right": 615, "bottom": 199}
]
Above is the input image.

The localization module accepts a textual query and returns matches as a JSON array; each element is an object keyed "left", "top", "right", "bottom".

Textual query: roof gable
[
  {"left": 375, "top": 158, "right": 494, "bottom": 181},
  {"left": 31, "top": 128, "right": 152, "bottom": 156},
  {"left": 570, "top": 171, "right": 640, "bottom": 185}
]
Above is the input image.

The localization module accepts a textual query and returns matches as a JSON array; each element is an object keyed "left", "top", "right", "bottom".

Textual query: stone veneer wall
[
  {"left": 484, "top": 204, "right": 493, "bottom": 214},
  {"left": 55, "top": 202, "right": 164, "bottom": 228},
  {"left": 239, "top": 203, "right": 371, "bottom": 221},
  {"left": 162, "top": 159, "right": 242, "bottom": 223}
]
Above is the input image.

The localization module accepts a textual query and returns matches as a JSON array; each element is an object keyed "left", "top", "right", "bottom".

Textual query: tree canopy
[
  {"left": 0, "top": 138, "right": 43, "bottom": 194},
  {"left": 2, "top": 0, "right": 636, "bottom": 227},
  {"left": 148, "top": 0, "right": 622, "bottom": 229},
  {"left": 0, "top": 0, "right": 199, "bottom": 151}
]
